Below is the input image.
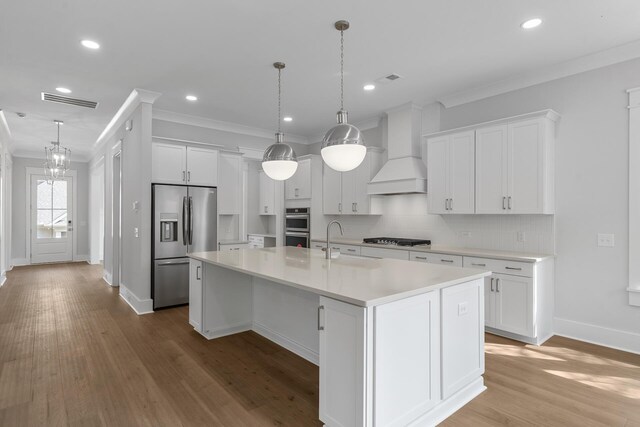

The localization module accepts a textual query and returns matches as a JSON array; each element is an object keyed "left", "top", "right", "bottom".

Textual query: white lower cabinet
[
  {"left": 410, "top": 251, "right": 463, "bottom": 267},
  {"left": 189, "top": 259, "right": 203, "bottom": 332},
  {"left": 319, "top": 296, "right": 367, "bottom": 427},
  {"left": 218, "top": 242, "right": 248, "bottom": 251},
  {"left": 360, "top": 246, "right": 409, "bottom": 260},
  {"left": 492, "top": 273, "right": 534, "bottom": 337}
]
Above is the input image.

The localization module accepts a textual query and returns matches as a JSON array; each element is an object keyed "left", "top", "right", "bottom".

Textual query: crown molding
[
  {"left": 439, "top": 38, "right": 640, "bottom": 108},
  {"left": 152, "top": 109, "right": 310, "bottom": 145},
  {"left": 384, "top": 102, "right": 422, "bottom": 115},
  {"left": 12, "top": 148, "right": 92, "bottom": 162},
  {"left": 94, "top": 88, "right": 162, "bottom": 151},
  {"left": 0, "top": 111, "right": 12, "bottom": 146}
]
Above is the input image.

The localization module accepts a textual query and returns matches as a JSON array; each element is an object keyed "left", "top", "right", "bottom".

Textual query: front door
[{"left": 30, "top": 175, "right": 73, "bottom": 263}]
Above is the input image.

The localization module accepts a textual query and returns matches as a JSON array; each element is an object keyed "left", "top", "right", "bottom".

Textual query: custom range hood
[{"left": 368, "top": 104, "right": 428, "bottom": 195}]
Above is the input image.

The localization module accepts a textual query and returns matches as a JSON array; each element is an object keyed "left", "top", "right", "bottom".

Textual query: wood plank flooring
[{"left": 0, "top": 262, "right": 638, "bottom": 426}]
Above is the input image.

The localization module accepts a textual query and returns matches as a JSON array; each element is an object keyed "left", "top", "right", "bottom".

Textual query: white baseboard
[
  {"left": 253, "top": 321, "right": 319, "bottom": 366},
  {"left": 75, "top": 254, "right": 90, "bottom": 263},
  {"left": 202, "top": 323, "right": 252, "bottom": 340},
  {"left": 485, "top": 327, "right": 553, "bottom": 346},
  {"left": 0, "top": 273, "right": 6, "bottom": 288},
  {"left": 119, "top": 283, "right": 154, "bottom": 315},
  {"left": 103, "top": 272, "right": 115, "bottom": 287},
  {"left": 11, "top": 258, "right": 29, "bottom": 267},
  {"left": 554, "top": 317, "right": 640, "bottom": 355},
  {"left": 409, "top": 377, "right": 486, "bottom": 426},
  {"left": 629, "top": 288, "right": 640, "bottom": 307}
]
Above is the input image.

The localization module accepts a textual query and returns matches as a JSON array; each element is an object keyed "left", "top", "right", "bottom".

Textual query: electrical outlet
[
  {"left": 458, "top": 302, "right": 469, "bottom": 316},
  {"left": 597, "top": 233, "right": 615, "bottom": 247},
  {"left": 134, "top": 227, "right": 139, "bottom": 238},
  {"left": 517, "top": 231, "right": 526, "bottom": 242},
  {"left": 460, "top": 231, "right": 472, "bottom": 238}
]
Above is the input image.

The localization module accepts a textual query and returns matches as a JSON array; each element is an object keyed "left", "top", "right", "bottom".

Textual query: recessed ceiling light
[
  {"left": 56, "top": 87, "right": 72, "bottom": 94},
  {"left": 283, "top": 116, "right": 293, "bottom": 122},
  {"left": 521, "top": 18, "right": 542, "bottom": 29},
  {"left": 363, "top": 84, "right": 376, "bottom": 91},
  {"left": 81, "top": 39, "right": 100, "bottom": 49},
  {"left": 186, "top": 95, "right": 198, "bottom": 101}
]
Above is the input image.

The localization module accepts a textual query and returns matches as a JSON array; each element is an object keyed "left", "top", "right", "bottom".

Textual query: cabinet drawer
[
  {"left": 330, "top": 244, "right": 361, "bottom": 256},
  {"left": 248, "top": 235, "right": 265, "bottom": 244},
  {"left": 360, "top": 246, "right": 409, "bottom": 260},
  {"left": 219, "top": 243, "right": 248, "bottom": 251},
  {"left": 410, "top": 251, "right": 463, "bottom": 267},
  {"left": 463, "top": 256, "right": 533, "bottom": 277}
]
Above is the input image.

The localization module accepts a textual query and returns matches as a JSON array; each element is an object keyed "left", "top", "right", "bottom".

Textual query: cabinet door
[
  {"left": 495, "top": 274, "right": 534, "bottom": 337},
  {"left": 186, "top": 146, "right": 219, "bottom": 186},
  {"left": 508, "top": 119, "right": 544, "bottom": 214},
  {"left": 152, "top": 143, "right": 187, "bottom": 184},
  {"left": 353, "top": 153, "right": 374, "bottom": 215},
  {"left": 322, "top": 165, "right": 342, "bottom": 214},
  {"left": 217, "top": 153, "right": 241, "bottom": 214},
  {"left": 475, "top": 125, "right": 508, "bottom": 214},
  {"left": 449, "top": 131, "right": 475, "bottom": 213},
  {"left": 426, "top": 135, "right": 449, "bottom": 214},
  {"left": 259, "top": 171, "right": 275, "bottom": 215},
  {"left": 485, "top": 277, "right": 496, "bottom": 328},
  {"left": 341, "top": 170, "right": 357, "bottom": 214},
  {"left": 319, "top": 296, "right": 367, "bottom": 427},
  {"left": 286, "top": 158, "right": 311, "bottom": 199},
  {"left": 189, "top": 260, "right": 203, "bottom": 332}
]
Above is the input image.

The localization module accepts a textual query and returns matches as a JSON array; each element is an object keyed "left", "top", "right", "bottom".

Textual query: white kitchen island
[{"left": 188, "top": 247, "right": 491, "bottom": 426}]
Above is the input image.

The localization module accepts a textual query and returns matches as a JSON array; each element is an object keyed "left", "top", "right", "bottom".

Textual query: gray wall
[
  {"left": 12, "top": 156, "right": 89, "bottom": 260},
  {"left": 440, "top": 57, "right": 640, "bottom": 337}
]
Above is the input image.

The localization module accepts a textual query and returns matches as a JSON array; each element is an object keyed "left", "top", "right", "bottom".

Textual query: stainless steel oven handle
[
  {"left": 285, "top": 231, "right": 310, "bottom": 237},
  {"left": 285, "top": 214, "right": 310, "bottom": 219},
  {"left": 182, "top": 196, "right": 188, "bottom": 245},
  {"left": 188, "top": 196, "right": 194, "bottom": 245},
  {"left": 158, "top": 260, "right": 190, "bottom": 265}
]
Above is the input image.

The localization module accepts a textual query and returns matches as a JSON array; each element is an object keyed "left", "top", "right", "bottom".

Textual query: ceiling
[{"left": 2, "top": 0, "right": 640, "bottom": 158}]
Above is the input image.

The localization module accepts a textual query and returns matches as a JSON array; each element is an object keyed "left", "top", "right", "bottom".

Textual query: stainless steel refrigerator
[{"left": 152, "top": 184, "right": 217, "bottom": 309}]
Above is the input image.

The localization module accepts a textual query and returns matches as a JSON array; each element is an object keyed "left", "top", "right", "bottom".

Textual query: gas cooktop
[{"left": 363, "top": 237, "right": 431, "bottom": 247}]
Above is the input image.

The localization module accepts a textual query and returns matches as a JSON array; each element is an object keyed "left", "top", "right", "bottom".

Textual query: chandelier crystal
[{"left": 44, "top": 120, "right": 71, "bottom": 181}]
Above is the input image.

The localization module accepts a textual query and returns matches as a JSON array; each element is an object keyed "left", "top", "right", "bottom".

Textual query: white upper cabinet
[
  {"left": 476, "top": 117, "right": 555, "bottom": 214},
  {"left": 217, "top": 152, "right": 242, "bottom": 214},
  {"left": 426, "top": 110, "right": 557, "bottom": 215},
  {"left": 152, "top": 142, "right": 219, "bottom": 187},
  {"left": 426, "top": 131, "right": 475, "bottom": 214},
  {"left": 259, "top": 170, "right": 276, "bottom": 215},
  {"left": 186, "top": 146, "right": 219, "bottom": 187},
  {"left": 322, "top": 149, "right": 383, "bottom": 215},
  {"left": 285, "top": 157, "right": 311, "bottom": 200},
  {"left": 152, "top": 142, "right": 188, "bottom": 184}
]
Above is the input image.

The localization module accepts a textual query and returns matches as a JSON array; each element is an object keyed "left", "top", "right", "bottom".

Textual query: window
[{"left": 36, "top": 179, "right": 68, "bottom": 239}]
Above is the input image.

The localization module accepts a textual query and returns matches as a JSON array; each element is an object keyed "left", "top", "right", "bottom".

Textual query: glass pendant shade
[
  {"left": 43, "top": 120, "right": 71, "bottom": 181},
  {"left": 262, "top": 132, "right": 298, "bottom": 180},
  {"left": 321, "top": 110, "right": 366, "bottom": 172}
]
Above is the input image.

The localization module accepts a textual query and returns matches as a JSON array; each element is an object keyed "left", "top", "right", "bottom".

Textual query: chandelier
[{"left": 44, "top": 120, "right": 71, "bottom": 181}]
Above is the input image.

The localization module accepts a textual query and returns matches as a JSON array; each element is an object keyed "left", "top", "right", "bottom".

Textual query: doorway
[
  {"left": 112, "top": 151, "right": 122, "bottom": 287},
  {"left": 29, "top": 175, "right": 73, "bottom": 263}
]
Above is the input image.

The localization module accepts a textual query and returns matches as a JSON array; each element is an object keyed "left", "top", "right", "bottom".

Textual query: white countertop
[
  {"left": 189, "top": 247, "right": 490, "bottom": 307},
  {"left": 218, "top": 239, "right": 249, "bottom": 245},
  {"left": 310, "top": 237, "right": 553, "bottom": 263},
  {"left": 247, "top": 233, "right": 277, "bottom": 239}
]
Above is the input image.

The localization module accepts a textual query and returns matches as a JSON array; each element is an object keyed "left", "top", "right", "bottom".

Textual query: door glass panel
[
  {"left": 36, "top": 209, "right": 53, "bottom": 238},
  {"left": 35, "top": 179, "right": 68, "bottom": 239}
]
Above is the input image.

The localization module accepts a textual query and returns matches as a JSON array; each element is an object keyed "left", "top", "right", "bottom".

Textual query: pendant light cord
[
  {"left": 340, "top": 28, "right": 344, "bottom": 111},
  {"left": 277, "top": 67, "right": 282, "bottom": 134}
]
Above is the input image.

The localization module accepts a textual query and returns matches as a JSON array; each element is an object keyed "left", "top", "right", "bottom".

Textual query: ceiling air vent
[
  {"left": 374, "top": 73, "right": 403, "bottom": 86},
  {"left": 41, "top": 92, "right": 98, "bottom": 109}
]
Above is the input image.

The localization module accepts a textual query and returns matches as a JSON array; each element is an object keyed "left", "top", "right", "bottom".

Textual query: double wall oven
[{"left": 285, "top": 207, "right": 310, "bottom": 248}]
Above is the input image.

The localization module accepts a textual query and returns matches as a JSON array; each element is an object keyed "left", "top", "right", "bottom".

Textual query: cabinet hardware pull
[
  {"left": 496, "top": 278, "right": 501, "bottom": 292},
  {"left": 490, "top": 278, "right": 495, "bottom": 292},
  {"left": 338, "top": 203, "right": 342, "bottom": 212},
  {"left": 347, "top": 249, "right": 356, "bottom": 252},
  {"left": 188, "top": 171, "right": 191, "bottom": 182},
  {"left": 441, "top": 259, "right": 454, "bottom": 263},
  {"left": 264, "top": 206, "right": 268, "bottom": 213},
  {"left": 317, "top": 305, "right": 325, "bottom": 331},
  {"left": 354, "top": 202, "right": 358, "bottom": 212},
  {"left": 450, "top": 198, "right": 453, "bottom": 211},
  {"left": 505, "top": 266, "right": 522, "bottom": 271},
  {"left": 196, "top": 265, "right": 201, "bottom": 280},
  {"left": 502, "top": 196, "right": 507, "bottom": 210},
  {"left": 295, "top": 188, "right": 299, "bottom": 197},
  {"left": 415, "top": 256, "right": 427, "bottom": 260},
  {"left": 445, "top": 199, "right": 448, "bottom": 210},
  {"left": 182, "top": 171, "right": 186, "bottom": 181},
  {"left": 508, "top": 196, "right": 512, "bottom": 210},
  {"left": 472, "top": 263, "right": 486, "bottom": 267},
  {"left": 352, "top": 202, "right": 356, "bottom": 212}
]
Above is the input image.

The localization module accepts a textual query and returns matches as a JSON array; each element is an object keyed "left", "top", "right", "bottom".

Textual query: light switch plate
[
  {"left": 517, "top": 231, "right": 526, "bottom": 242},
  {"left": 597, "top": 233, "right": 615, "bottom": 247},
  {"left": 458, "top": 302, "right": 469, "bottom": 316}
]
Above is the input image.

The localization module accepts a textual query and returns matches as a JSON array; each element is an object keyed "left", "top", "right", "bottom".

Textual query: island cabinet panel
[
  {"left": 441, "top": 279, "right": 484, "bottom": 399},
  {"left": 188, "top": 259, "right": 203, "bottom": 332},
  {"left": 373, "top": 291, "right": 440, "bottom": 426},
  {"left": 319, "top": 296, "right": 368, "bottom": 427}
]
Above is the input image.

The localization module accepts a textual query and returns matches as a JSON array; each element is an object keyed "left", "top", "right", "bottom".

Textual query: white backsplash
[{"left": 323, "top": 194, "right": 555, "bottom": 254}]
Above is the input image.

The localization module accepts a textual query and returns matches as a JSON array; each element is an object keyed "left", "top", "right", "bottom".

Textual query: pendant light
[
  {"left": 262, "top": 62, "right": 298, "bottom": 181},
  {"left": 321, "top": 20, "right": 366, "bottom": 172},
  {"left": 43, "top": 120, "right": 71, "bottom": 182}
]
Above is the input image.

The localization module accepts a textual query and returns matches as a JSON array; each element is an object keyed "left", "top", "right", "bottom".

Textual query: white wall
[
  {"left": 439, "top": 57, "right": 640, "bottom": 347},
  {"left": 0, "top": 113, "right": 13, "bottom": 282},
  {"left": 11, "top": 156, "right": 89, "bottom": 262}
]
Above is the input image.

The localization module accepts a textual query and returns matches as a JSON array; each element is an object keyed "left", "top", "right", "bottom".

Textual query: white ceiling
[{"left": 2, "top": 0, "right": 640, "bottom": 158}]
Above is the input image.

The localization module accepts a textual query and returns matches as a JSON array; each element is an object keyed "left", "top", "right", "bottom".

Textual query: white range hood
[{"left": 367, "top": 104, "right": 427, "bottom": 195}]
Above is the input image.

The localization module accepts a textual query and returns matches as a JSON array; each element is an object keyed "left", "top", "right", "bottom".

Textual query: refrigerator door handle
[
  {"left": 188, "top": 196, "right": 194, "bottom": 245},
  {"left": 182, "top": 196, "right": 188, "bottom": 245}
]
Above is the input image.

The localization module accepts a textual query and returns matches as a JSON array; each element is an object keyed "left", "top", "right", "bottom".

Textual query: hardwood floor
[{"left": 0, "top": 263, "right": 638, "bottom": 426}]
